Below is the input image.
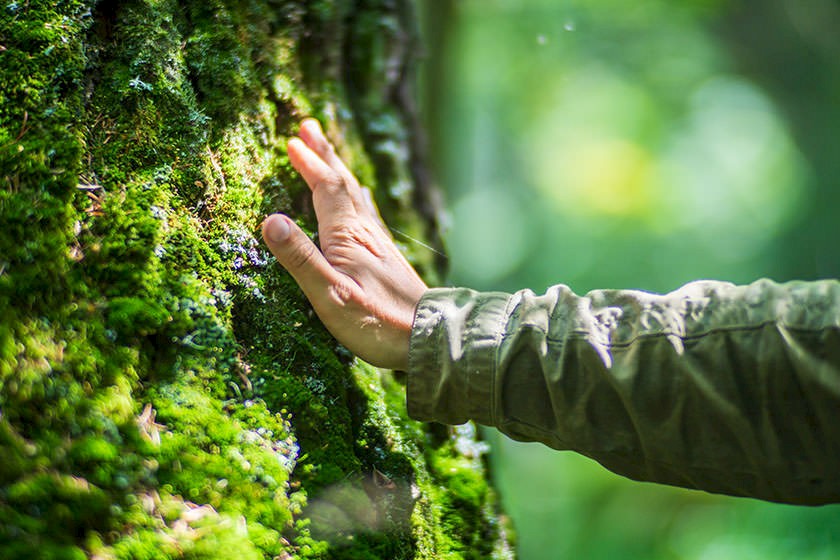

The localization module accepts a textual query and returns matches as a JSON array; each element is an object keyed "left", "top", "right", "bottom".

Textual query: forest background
[{"left": 419, "top": 0, "right": 840, "bottom": 559}]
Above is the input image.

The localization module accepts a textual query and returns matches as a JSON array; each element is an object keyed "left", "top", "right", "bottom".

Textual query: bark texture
[{"left": 0, "top": 1, "right": 511, "bottom": 558}]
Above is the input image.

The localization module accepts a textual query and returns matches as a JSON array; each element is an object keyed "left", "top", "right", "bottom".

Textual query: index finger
[
  {"left": 287, "top": 137, "right": 357, "bottom": 223},
  {"left": 299, "top": 119, "right": 368, "bottom": 213},
  {"left": 299, "top": 119, "right": 357, "bottom": 184}
]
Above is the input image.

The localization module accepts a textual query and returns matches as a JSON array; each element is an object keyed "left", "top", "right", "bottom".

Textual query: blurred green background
[{"left": 419, "top": 0, "right": 840, "bottom": 558}]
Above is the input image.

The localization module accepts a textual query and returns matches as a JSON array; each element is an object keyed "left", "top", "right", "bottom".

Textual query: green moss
[{"left": 1, "top": 0, "right": 511, "bottom": 558}]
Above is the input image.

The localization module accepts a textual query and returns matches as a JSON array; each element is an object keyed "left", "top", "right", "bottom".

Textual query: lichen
[{"left": 0, "top": 1, "right": 511, "bottom": 558}]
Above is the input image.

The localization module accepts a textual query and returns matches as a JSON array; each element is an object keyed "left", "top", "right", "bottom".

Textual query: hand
[{"left": 262, "top": 119, "right": 428, "bottom": 370}]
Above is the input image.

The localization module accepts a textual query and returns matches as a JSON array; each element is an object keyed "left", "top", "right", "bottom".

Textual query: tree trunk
[{"left": 0, "top": 1, "right": 511, "bottom": 558}]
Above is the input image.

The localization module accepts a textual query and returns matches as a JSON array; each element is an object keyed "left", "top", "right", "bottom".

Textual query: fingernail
[
  {"left": 302, "top": 118, "right": 321, "bottom": 134},
  {"left": 264, "top": 215, "right": 290, "bottom": 243}
]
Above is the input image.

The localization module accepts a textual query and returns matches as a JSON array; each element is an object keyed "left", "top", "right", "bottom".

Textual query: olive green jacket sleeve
[{"left": 407, "top": 279, "right": 840, "bottom": 505}]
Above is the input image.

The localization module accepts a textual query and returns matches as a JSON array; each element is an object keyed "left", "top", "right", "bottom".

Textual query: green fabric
[{"left": 407, "top": 279, "right": 840, "bottom": 505}]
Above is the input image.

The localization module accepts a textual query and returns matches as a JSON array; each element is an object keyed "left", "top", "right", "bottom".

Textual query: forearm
[{"left": 407, "top": 279, "right": 840, "bottom": 505}]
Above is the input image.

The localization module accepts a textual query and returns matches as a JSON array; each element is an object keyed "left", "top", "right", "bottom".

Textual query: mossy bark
[{"left": 0, "top": 1, "right": 512, "bottom": 558}]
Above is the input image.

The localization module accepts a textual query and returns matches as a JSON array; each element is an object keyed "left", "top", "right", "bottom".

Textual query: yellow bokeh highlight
[{"left": 536, "top": 138, "right": 658, "bottom": 218}]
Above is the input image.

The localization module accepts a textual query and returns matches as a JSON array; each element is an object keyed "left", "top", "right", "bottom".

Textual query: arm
[
  {"left": 263, "top": 119, "right": 840, "bottom": 505},
  {"left": 409, "top": 281, "right": 840, "bottom": 505}
]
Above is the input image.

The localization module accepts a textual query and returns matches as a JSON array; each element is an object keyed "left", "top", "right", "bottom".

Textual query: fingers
[
  {"left": 287, "top": 137, "right": 357, "bottom": 224},
  {"left": 299, "top": 119, "right": 357, "bottom": 185},
  {"left": 287, "top": 136, "right": 338, "bottom": 191},
  {"left": 288, "top": 118, "right": 389, "bottom": 235},
  {"left": 295, "top": 118, "right": 368, "bottom": 212},
  {"left": 262, "top": 213, "right": 343, "bottom": 302}
]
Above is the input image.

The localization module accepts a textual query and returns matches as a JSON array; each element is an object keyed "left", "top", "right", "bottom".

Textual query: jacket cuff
[{"left": 407, "top": 287, "right": 512, "bottom": 426}]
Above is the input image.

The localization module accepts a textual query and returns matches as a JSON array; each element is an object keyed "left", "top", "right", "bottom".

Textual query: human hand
[{"left": 262, "top": 119, "right": 428, "bottom": 370}]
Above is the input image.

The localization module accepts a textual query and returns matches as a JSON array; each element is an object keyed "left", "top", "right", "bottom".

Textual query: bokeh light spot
[{"left": 448, "top": 189, "right": 530, "bottom": 285}]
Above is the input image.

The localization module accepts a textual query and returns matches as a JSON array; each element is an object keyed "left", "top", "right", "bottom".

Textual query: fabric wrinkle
[{"left": 407, "top": 278, "right": 840, "bottom": 504}]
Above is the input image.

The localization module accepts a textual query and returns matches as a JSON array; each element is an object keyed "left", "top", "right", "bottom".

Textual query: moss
[{"left": 1, "top": 0, "right": 511, "bottom": 558}]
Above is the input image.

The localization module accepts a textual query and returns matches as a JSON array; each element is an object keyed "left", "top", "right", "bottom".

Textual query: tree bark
[{"left": 0, "top": 1, "right": 511, "bottom": 558}]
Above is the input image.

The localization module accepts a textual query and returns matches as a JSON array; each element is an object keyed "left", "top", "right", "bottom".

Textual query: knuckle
[
  {"left": 320, "top": 138, "right": 336, "bottom": 155},
  {"left": 289, "top": 239, "right": 319, "bottom": 271},
  {"left": 330, "top": 222, "right": 357, "bottom": 240},
  {"left": 324, "top": 223, "right": 353, "bottom": 247},
  {"left": 327, "top": 279, "right": 357, "bottom": 307},
  {"left": 324, "top": 222, "right": 385, "bottom": 261},
  {"left": 313, "top": 172, "right": 344, "bottom": 195}
]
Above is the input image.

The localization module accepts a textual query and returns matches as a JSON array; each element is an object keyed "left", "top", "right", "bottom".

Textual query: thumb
[{"left": 262, "top": 214, "right": 338, "bottom": 297}]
